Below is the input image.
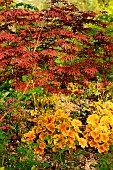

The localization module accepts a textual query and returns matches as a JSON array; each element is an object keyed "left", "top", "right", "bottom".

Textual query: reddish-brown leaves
[
  {"left": 41, "top": 49, "right": 59, "bottom": 56},
  {"left": 0, "top": 52, "right": 4, "bottom": 60},
  {"left": 84, "top": 68, "right": 98, "bottom": 77},
  {"left": 75, "top": 33, "right": 88, "bottom": 41},
  {"left": 0, "top": 2, "right": 113, "bottom": 94},
  {"left": 61, "top": 54, "right": 75, "bottom": 61},
  {"left": 82, "top": 12, "right": 96, "bottom": 18}
]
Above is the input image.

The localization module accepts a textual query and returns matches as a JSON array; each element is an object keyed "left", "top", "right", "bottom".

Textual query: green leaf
[
  {"left": 28, "top": 87, "right": 43, "bottom": 94},
  {"left": 46, "top": 144, "right": 53, "bottom": 149},
  {"left": 34, "top": 86, "right": 43, "bottom": 94},
  {"left": 28, "top": 154, "right": 34, "bottom": 159},
  {"left": 20, "top": 95, "right": 26, "bottom": 100},
  {"left": 19, "top": 103, "right": 25, "bottom": 107},
  {"left": 60, "top": 153, "right": 65, "bottom": 164},
  {"left": 44, "top": 136, "right": 50, "bottom": 141},
  {"left": 73, "top": 150, "right": 85, "bottom": 157},
  {"left": 2, "top": 42, "right": 8, "bottom": 47},
  {"left": 3, "top": 91, "right": 10, "bottom": 98},
  {"left": 43, "top": 162, "right": 50, "bottom": 168},
  {"left": 53, "top": 46, "right": 62, "bottom": 50},
  {"left": 8, "top": 155, "right": 17, "bottom": 161},
  {"left": 10, "top": 42, "right": 17, "bottom": 47},
  {"left": 17, "top": 147, "right": 27, "bottom": 153},
  {"left": 0, "top": 129, "right": 5, "bottom": 139},
  {"left": 0, "top": 135, "right": 5, "bottom": 140},
  {"left": 53, "top": 152, "right": 59, "bottom": 163},
  {"left": 32, "top": 143, "right": 39, "bottom": 148},
  {"left": 107, "top": 74, "right": 113, "bottom": 80},
  {"left": 16, "top": 2, "right": 24, "bottom": 8},
  {"left": 22, "top": 75, "right": 28, "bottom": 82}
]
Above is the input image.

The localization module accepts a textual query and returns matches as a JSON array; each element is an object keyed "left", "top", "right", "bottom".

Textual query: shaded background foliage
[{"left": 14, "top": 0, "right": 112, "bottom": 11}]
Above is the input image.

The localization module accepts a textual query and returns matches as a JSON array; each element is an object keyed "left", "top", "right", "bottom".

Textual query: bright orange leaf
[
  {"left": 45, "top": 115, "right": 55, "bottom": 124},
  {"left": 87, "top": 114, "right": 99, "bottom": 127},
  {"left": 34, "top": 146, "right": 44, "bottom": 154},
  {"left": 100, "top": 133, "right": 109, "bottom": 142},
  {"left": 46, "top": 123, "right": 55, "bottom": 133},
  {"left": 78, "top": 138, "right": 87, "bottom": 148}
]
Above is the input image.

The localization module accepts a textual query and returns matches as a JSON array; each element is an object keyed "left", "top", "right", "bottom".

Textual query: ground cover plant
[{"left": 0, "top": 0, "right": 113, "bottom": 169}]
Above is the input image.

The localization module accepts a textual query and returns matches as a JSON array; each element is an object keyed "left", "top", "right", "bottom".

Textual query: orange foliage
[
  {"left": 21, "top": 109, "right": 87, "bottom": 154},
  {"left": 84, "top": 100, "right": 113, "bottom": 153}
]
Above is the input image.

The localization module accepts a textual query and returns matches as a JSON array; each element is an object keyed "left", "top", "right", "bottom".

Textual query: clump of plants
[
  {"left": 21, "top": 109, "right": 87, "bottom": 154},
  {"left": 83, "top": 100, "right": 113, "bottom": 153}
]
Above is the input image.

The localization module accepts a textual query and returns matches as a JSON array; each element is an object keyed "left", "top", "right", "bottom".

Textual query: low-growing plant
[
  {"left": 83, "top": 100, "right": 113, "bottom": 153},
  {"left": 21, "top": 109, "right": 87, "bottom": 155}
]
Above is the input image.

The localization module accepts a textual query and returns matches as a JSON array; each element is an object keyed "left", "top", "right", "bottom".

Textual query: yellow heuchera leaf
[
  {"left": 100, "top": 133, "right": 109, "bottom": 142},
  {"left": 22, "top": 130, "right": 36, "bottom": 143},
  {"left": 71, "top": 119, "right": 82, "bottom": 127},
  {"left": 87, "top": 114, "right": 99, "bottom": 127},
  {"left": 46, "top": 123, "right": 55, "bottom": 133},
  {"left": 30, "top": 110, "right": 38, "bottom": 116},
  {"left": 57, "top": 122, "right": 69, "bottom": 135},
  {"left": 100, "top": 116, "right": 110, "bottom": 126},
  {"left": 31, "top": 166, "right": 36, "bottom": 170},
  {"left": 0, "top": 167, "right": 5, "bottom": 170},
  {"left": 90, "top": 130, "right": 100, "bottom": 139},
  {"left": 109, "top": 115, "right": 113, "bottom": 127},
  {"left": 78, "top": 138, "right": 88, "bottom": 148},
  {"left": 45, "top": 115, "right": 55, "bottom": 124},
  {"left": 55, "top": 109, "right": 65, "bottom": 117},
  {"left": 98, "top": 143, "right": 109, "bottom": 153},
  {"left": 99, "top": 125, "right": 108, "bottom": 132},
  {"left": 82, "top": 107, "right": 91, "bottom": 112}
]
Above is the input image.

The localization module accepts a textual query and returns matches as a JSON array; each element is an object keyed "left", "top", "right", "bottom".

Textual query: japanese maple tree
[{"left": 0, "top": 0, "right": 113, "bottom": 94}]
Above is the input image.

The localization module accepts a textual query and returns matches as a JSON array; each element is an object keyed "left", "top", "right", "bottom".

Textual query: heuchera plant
[
  {"left": 0, "top": 0, "right": 113, "bottom": 95},
  {"left": 84, "top": 100, "right": 113, "bottom": 153},
  {"left": 21, "top": 109, "right": 87, "bottom": 154}
]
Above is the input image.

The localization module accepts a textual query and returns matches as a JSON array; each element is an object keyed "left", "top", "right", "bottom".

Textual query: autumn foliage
[{"left": 1, "top": 1, "right": 113, "bottom": 169}]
